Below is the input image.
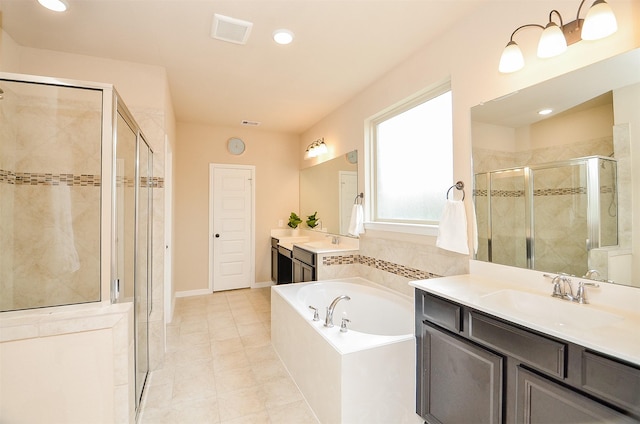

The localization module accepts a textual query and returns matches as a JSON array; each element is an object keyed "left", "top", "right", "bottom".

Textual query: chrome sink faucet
[
  {"left": 326, "top": 234, "right": 340, "bottom": 245},
  {"left": 324, "top": 295, "right": 350, "bottom": 327},
  {"left": 548, "top": 274, "right": 599, "bottom": 304},
  {"left": 551, "top": 275, "right": 575, "bottom": 301}
]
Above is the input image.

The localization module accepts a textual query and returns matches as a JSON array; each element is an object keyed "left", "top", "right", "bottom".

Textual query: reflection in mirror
[
  {"left": 300, "top": 150, "right": 358, "bottom": 236},
  {"left": 471, "top": 49, "right": 639, "bottom": 287}
]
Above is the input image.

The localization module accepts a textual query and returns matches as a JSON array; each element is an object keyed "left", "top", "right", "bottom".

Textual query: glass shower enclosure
[
  {"left": 0, "top": 74, "right": 153, "bottom": 414},
  {"left": 474, "top": 156, "right": 617, "bottom": 277}
]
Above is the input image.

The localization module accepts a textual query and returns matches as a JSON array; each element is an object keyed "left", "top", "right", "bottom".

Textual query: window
[{"left": 367, "top": 83, "right": 452, "bottom": 231}]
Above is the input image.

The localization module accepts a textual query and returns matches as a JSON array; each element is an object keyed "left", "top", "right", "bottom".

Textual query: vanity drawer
[
  {"left": 420, "top": 292, "right": 461, "bottom": 333},
  {"left": 277, "top": 245, "right": 292, "bottom": 258},
  {"left": 469, "top": 312, "right": 566, "bottom": 378},
  {"left": 581, "top": 351, "right": 640, "bottom": 416},
  {"left": 292, "top": 246, "right": 315, "bottom": 266}
]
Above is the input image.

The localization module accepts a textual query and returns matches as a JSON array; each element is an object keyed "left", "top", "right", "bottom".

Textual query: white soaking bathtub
[{"left": 271, "top": 278, "right": 420, "bottom": 424}]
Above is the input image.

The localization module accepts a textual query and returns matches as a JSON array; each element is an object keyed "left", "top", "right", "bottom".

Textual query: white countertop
[
  {"left": 271, "top": 229, "right": 359, "bottom": 254},
  {"left": 410, "top": 274, "right": 640, "bottom": 366}
]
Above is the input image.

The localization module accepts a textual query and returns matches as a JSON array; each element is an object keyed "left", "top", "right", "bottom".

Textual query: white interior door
[
  {"left": 339, "top": 171, "right": 358, "bottom": 234},
  {"left": 209, "top": 164, "right": 255, "bottom": 292}
]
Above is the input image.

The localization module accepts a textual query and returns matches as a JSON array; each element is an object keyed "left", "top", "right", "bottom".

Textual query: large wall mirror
[
  {"left": 300, "top": 150, "right": 358, "bottom": 236},
  {"left": 471, "top": 48, "right": 639, "bottom": 288}
]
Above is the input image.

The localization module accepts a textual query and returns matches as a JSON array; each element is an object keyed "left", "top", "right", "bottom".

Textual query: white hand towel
[
  {"left": 348, "top": 204, "right": 365, "bottom": 237},
  {"left": 436, "top": 200, "right": 469, "bottom": 255}
]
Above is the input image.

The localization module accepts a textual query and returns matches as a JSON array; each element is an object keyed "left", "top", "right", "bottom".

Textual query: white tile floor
[{"left": 139, "top": 287, "right": 319, "bottom": 424}]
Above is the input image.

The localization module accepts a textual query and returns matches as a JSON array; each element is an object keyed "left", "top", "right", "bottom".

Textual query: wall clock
[{"left": 227, "top": 137, "right": 245, "bottom": 155}]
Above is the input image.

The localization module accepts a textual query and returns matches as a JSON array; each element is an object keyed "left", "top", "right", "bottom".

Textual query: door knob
[{"left": 215, "top": 234, "right": 220, "bottom": 238}]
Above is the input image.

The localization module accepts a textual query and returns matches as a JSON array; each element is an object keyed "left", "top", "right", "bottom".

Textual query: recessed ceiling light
[
  {"left": 538, "top": 108, "right": 553, "bottom": 116},
  {"left": 273, "top": 29, "right": 294, "bottom": 45},
  {"left": 38, "top": 0, "right": 68, "bottom": 12}
]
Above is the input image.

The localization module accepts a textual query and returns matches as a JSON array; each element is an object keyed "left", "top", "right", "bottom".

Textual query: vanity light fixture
[
  {"left": 499, "top": 0, "right": 617, "bottom": 73},
  {"left": 37, "top": 0, "right": 68, "bottom": 12},
  {"left": 304, "top": 138, "right": 328, "bottom": 159},
  {"left": 273, "top": 29, "right": 295, "bottom": 45}
]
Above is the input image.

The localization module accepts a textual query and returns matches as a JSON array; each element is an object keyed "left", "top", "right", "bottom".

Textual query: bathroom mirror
[
  {"left": 300, "top": 150, "right": 358, "bottom": 236},
  {"left": 471, "top": 49, "right": 639, "bottom": 287}
]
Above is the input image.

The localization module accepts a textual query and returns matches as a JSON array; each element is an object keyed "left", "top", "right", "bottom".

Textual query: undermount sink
[
  {"left": 303, "top": 241, "right": 335, "bottom": 248},
  {"left": 298, "top": 240, "right": 351, "bottom": 252},
  {"left": 478, "top": 289, "right": 624, "bottom": 330}
]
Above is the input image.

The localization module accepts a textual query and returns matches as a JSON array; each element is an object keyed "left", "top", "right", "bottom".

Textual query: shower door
[
  {"left": 113, "top": 106, "right": 151, "bottom": 412},
  {"left": 135, "top": 136, "right": 152, "bottom": 411},
  {"left": 531, "top": 162, "right": 588, "bottom": 276}
]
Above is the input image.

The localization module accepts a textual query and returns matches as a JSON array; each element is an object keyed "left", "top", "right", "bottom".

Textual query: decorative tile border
[
  {"left": 0, "top": 170, "right": 101, "bottom": 186},
  {"left": 322, "top": 254, "right": 440, "bottom": 280},
  {"left": 473, "top": 187, "right": 587, "bottom": 198},
  {"left": 1, "top": 169, "right": 163, "bottom": 188}
]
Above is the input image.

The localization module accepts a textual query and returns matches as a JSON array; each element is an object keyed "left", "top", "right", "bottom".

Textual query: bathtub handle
[
  {"left": 308, "top": 306, "right": 320, "bottom": 321},
  {"left": 340, "top": 318, "right": 351, "bottom": 333}
]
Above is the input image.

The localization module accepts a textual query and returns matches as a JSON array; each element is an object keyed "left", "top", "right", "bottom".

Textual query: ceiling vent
[
  {"left": 211, "top": 14, "right": 253, "bottom": 45},
  {"left": 241, "top": 120, "right": 261, "bottom": 126}
]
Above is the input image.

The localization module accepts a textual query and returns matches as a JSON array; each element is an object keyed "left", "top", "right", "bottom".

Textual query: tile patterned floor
[{"left": 139, "top": 287, "right": 318, "bottom": 424}]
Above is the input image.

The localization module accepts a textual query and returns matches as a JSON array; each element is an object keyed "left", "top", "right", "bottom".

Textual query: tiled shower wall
[
  {"left": 0, "top": 82, "right": 167, "bottom": 371},
  {"left": 472, "top": 134, "right": 628, "bottom": 277},
  {"left": 0, "top": 84, "right": 102, "bottom": 311}
]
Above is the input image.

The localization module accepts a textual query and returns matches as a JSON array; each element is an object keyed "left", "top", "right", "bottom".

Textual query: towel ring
[
  {"left": 354, "top": 193, "right": 364, "bottom": 205},
  {"left": 446, "top": 181, "right": 465, "bottom": 201}
]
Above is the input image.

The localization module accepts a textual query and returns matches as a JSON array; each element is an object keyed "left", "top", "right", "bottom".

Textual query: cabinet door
[
  {"left": 420, "top": 322, "right": 503, "bottom": 424},
  {"left": 271, "top": 247, "right": 278, "bottom": 282},
  {"left": 301, "top": 262, "right": 315, "bottom": 282},
  {"left": 515, "top": 366, "right": 636, "bottom": 424},
  {"left": 292, "top": 259, "right": 302, "bottom": 283}
]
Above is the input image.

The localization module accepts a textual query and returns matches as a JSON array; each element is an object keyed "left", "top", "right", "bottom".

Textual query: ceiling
[
  {"left": 471, "top": 49, "right": 640, "bottom": 128},
  {"left": 0, "top": 0, "right": 483, "bottom": 134}
]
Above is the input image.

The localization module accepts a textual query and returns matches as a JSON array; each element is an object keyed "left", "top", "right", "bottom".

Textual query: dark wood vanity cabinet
[
  {"left": 419, "top": 321, "right": 503, "bottom": 423},
  {"left": 271, "top": 237, "right": 293, "bottom": 284},
  {"left": 292, "top": 246, "right": 316, "bottom": 283},
  {"left": 270, "top": 237, "right": 279, "bottom": 282},
  {"left": 415, "top": 288, "right": 640, "bottom": 424}
]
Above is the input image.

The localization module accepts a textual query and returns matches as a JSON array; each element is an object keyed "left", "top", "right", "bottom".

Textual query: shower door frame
[{"left": 111, "top": 95, "right": 152, "bottom": 414}]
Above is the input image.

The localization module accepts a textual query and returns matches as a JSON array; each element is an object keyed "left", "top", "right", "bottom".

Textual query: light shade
[
  {"left": 581, "top": 0, "right": 617, "bottom": 40},
  {"left": 537, "top": 22, "right": 567, "bottom": 58},
  {"left": 499, "top": 41, "right": 525, "bottom": 73},
  {"left": 304, "top": 138, "right": 328, "bottom": 159},
  {"left": 37, "top": 0, "right": 68, "bottom": 12},
  {"left": 273, "top": 29, "right": 294, "bottom": 45}
]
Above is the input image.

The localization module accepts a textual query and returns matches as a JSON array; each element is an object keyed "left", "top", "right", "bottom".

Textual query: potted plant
[
  {"left": 287, "top": 212, "right": 302, "bottom": 229},
  {"left": 306, "top": 211, "right": 320, "bottom": 229}
]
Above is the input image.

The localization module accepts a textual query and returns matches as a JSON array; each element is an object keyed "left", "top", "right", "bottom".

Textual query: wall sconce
[
  {"left": 499, "top": 0, "right": 618, "bottom": 73},
  {"left": 304, "top": 138, "right": 328, "bottom": 159}
]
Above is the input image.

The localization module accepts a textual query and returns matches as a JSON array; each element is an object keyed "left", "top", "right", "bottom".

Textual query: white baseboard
[{"left": 175, "top": 288, "right": 211, "bottom": 298}]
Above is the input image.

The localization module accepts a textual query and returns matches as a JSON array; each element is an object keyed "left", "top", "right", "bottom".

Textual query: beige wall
[
  {"left": 0, "top": 27, "right": 21, "bottom": 70},
  {"left": 299, "top": 0, "right": 639, "bottom": 281},
  {"left": 175, "top": 123, "right": 299, "bottom": 292}
]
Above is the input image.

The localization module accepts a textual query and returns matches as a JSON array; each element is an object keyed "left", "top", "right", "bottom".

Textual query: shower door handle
[{"left": 111, "top": 279, "right": 120, "bottom": 303}]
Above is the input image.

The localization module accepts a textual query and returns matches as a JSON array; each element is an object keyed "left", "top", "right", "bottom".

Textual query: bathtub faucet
[{"left": 324, "top": 295, "right": 351, "bottom": 327}]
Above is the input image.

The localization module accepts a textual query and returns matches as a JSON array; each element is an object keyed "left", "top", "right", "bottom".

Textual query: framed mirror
[
  {"left": 300, "top": 150, "right": 358, "bottom": 236},
  {"left": 471, "top": 49, "right": 639, "bottom": 287}
]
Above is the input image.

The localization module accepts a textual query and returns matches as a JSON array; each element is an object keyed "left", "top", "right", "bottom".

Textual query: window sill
[{"left": 364, "top": 222, "right": 439, "bottom": 237}]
